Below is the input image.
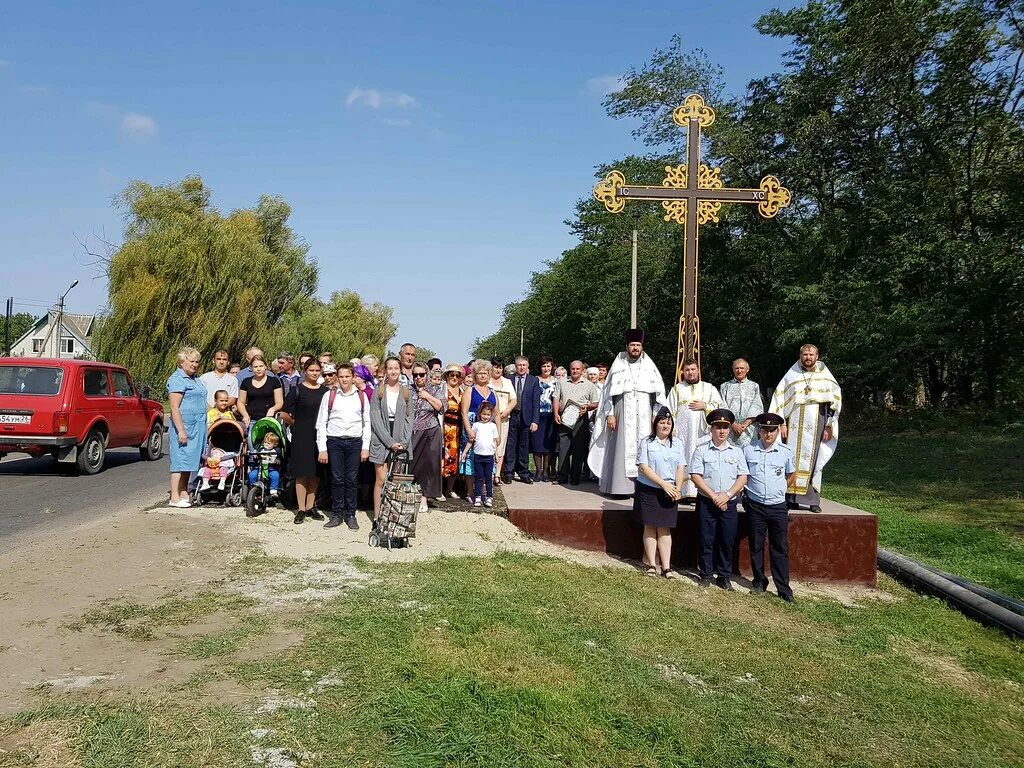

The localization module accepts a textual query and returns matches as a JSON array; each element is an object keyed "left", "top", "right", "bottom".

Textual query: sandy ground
[{"left": 156, "top": 503, "right": 629, "bottom": 566}]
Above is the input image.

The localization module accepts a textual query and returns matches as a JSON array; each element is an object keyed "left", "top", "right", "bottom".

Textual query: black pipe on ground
[
  {"left": 876, "top": 548, "right": 1024, "bottom": 639},
  {"left": 912, "top": 561, "right": 1024, "bottom": 617}
]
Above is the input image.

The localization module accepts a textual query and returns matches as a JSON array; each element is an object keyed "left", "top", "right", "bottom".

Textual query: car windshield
[{"left": 0, "top": 365, "right": 64, "bottom": 396}]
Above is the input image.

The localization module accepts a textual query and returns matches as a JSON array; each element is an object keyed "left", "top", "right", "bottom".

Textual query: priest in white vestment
[
  {"left": 768, "top": 344, "right": 842, "bottom": 512},
  {"left": 588, "top": 329, "right": 666, "bottom": 496},
  {"left": 666, "top": 359, "right": 723, "bottom": 498}
]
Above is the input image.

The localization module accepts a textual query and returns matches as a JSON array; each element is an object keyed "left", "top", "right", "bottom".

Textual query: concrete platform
[{"left": 503, "top": 480, "right": 877, "bottom": 586}]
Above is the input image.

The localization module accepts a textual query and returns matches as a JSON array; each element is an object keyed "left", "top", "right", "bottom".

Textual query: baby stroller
[
  {"left": 369, "top": 450, "right": 420, "bottom": 549},
  {"left": 244, "top": 417, "right": 288, "bottom": 518},
  {"left": 191, "top": 419, "right": 246, "bottom": 507}
]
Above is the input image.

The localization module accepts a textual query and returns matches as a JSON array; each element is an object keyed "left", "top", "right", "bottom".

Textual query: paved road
[{"left": 0, "top": 450, "right": 166, "bottom": 552}]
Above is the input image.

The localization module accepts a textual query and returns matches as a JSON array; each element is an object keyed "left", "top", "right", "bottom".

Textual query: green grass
[
  {"left": 827, "top": 426, "right": 1024, "bottom": 599},
  {"left": 66, "top": 591, "right": 258, "bottom": 642},
  {"left": 7, "top": 553, "right": 1024, "bottom": 767},
  {"left": 231, "top": 553, "right": 1022, "bottom": 768},
  {"left": 0, "top": 700, "right": 250, "bottom": 767}
]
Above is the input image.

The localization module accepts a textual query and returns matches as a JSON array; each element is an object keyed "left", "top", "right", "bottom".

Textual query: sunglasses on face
[{"left": 413, "top": 372, "right": 427, "bottom": 378}]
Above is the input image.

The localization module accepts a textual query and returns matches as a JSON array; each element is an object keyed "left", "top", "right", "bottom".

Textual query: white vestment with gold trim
[
  {"left": 666, "top": 380, "right": 723, "bottom": 497},
  {"left": 768, "top": 361, "right": 842, "bottom": 495}
]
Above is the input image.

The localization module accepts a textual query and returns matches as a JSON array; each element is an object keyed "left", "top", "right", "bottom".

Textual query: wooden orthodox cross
[{"left": 594, "top": 94, "right": 792, "bottom": 383}]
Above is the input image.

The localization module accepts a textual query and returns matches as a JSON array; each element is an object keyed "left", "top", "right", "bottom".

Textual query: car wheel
[
  {"left": 140, "top": 424, "right": 163, "bottom": 461},
  {"left": 76, "top": 430, "right": 105, "bottom": 475}
]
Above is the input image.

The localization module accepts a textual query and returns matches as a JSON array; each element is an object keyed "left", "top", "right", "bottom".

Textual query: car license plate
[{"left": 0, "top": 414, "right": 31, "bottom": 424}]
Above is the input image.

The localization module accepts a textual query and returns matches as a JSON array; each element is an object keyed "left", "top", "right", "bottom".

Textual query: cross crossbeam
[{"left": 593, "top": 94, "right": 792, "bottom": 383}]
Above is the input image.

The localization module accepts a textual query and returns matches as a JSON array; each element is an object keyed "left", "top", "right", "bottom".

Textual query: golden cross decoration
[{"left": 594, "top": 94, "right": 792, "bottom": 383}]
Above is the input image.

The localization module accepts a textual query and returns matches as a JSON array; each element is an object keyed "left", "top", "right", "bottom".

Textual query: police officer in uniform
[
  {"left": 743, "top": 413, "right": 797, "bottom": 602},
  {"left": 688, "top": 408, "right": 749, "bottom": 590}
]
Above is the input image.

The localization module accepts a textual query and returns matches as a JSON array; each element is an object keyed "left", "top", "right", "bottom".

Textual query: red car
[{"left": 0, "top": 357, "right": 165, "bottom": 474}]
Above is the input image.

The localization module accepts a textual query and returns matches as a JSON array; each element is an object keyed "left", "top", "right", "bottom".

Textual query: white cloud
[
  {"left": 121, "top": 112, "right": 157, "bottom": 141},
  {"left": 346, "top": 87, "right": 416, "bottom": 110},
  {"left": 380, "top": 117, "right": 411, "bottom": 128},
  {"left": 585, "top": 74, "right": 625, "bottom": 96}
]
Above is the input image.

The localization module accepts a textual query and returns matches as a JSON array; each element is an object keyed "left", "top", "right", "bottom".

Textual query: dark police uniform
[
  {"left": 743, "top": 413, "right": 796, "bottom": 601},
  {"left": 688, "top": 408, "right": 748, "bottom": 587}
]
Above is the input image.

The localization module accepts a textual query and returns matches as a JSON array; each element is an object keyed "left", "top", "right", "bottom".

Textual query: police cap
[
  {"left": 754, "top": 412, "right": 785, "bottom": 428},
  {"left": 706, "top": 408, "right": 735, "bottom": 426}
]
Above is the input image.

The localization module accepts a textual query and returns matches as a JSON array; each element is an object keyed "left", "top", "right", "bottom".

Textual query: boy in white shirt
[
  {"left": 461, "top": 402, "right": 499, "bottom": 508},
  {"left": 315, "top": 362, "right": 371, "bottom": 530}
]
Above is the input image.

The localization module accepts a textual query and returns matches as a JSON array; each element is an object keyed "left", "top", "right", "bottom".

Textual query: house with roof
[{"left": 8, "top": 310, "right": 96, "bottom": 360}]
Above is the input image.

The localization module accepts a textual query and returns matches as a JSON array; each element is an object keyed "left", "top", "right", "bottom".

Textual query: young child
[
  {"left": 207, "top": 390, "right": 237, "bottom": 425},
  {"left": 198, "top": 447, "right": 237, "bottom": 491},
  {"left": 249, "top": 430, "right": 282, "bottom": 497},
  {"left": 460, "top": 402, "right": 499, "bottom": 508}
]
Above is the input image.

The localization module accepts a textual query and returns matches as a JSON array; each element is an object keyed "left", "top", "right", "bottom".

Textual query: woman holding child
[{"left": 280, "top": 358, "right": 327, "bottom": 525}]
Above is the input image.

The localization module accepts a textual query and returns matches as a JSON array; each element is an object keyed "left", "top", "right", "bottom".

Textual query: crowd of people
[{"left": 164, "top": 332, "right": 842, "bottom": 602}]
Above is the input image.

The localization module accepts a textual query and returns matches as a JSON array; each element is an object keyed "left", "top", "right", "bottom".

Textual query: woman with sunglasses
[
  {"left": 409, "top": 362, "right": 445, "bottom": 503},
  {"left": 441, "top": 365, "right": 465, "bottom": 499}
]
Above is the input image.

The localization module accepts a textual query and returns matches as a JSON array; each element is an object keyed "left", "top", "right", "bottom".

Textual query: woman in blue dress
[
  {"left": 458, "top": 359, "right": 497, "bottom": 499},
  {"left": 531, "top": 355, "right": 558, "bottom": 482},
  {"left": 167, "top": 347, "right": 208, "bottom": 507}
]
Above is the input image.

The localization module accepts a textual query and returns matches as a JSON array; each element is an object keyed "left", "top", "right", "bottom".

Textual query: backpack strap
[{"left": 328, "top": 386, "right": 366, "bottom": 416}]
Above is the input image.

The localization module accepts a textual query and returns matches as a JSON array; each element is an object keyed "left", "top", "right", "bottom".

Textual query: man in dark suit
[{"left": 503, "top": 355, "right": 541, "bottom": 483}]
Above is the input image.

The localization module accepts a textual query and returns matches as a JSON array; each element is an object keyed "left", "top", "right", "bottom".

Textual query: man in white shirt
[
  {"left": 316, "top": 362, "right": 371, "bottom": 531},
  {"left": 199, "top": 349, "right": 239, "bottom": 408}
]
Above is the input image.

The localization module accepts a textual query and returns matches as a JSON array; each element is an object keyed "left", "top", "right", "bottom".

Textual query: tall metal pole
[
  {"left": 520, "top": 328, "right": 524, "bottom": 357},
  {"left": 54, "top": 280, "right": 78, "bottom": 358},
  {"left": 630, "top": 228, "right": 638, "bottom": 328}
]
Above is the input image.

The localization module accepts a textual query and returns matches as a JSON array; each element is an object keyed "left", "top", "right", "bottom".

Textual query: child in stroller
[
  {"left": 191, "top": 419, "right": 246, "bottom": 507},
  {"left": 244, "top": 417, "right": 288, "bottom": 517}
]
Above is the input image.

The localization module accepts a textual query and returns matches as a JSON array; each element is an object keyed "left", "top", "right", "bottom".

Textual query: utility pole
[
  {"left": 520, "top": 328, "right": 524, "bottom": 357},
  {"left": 630, "top": 228, "right": 638, "bottom": 328},
  {"left": 4, "top": 298, "right": 11, "bottom": 356},
  {"left": 53, "top": 280, "right": 78, "bottom": 358}
]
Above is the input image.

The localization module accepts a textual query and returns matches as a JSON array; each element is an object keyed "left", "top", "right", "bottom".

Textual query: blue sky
[{"left": 1, "top": 1, "right": 799, "bottom": 363}]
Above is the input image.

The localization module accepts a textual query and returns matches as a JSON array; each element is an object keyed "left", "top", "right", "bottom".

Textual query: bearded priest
[
  {"left": 666, "top": 359, "right": 724, "bottom": 499},
  {"left": 589, "top": 329, "right": 667, "bottom": 497},
  {"left": 768, "top": 344, "right": 842, "bottom": 513}
]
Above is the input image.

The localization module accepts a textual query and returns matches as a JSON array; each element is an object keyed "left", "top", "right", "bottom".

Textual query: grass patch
[
  {"left": 229, "top": 548, "right": 299, "bottom": 577},
  {"left": 226, "top": 553, "right": 1023, "bottom": 768},
  {"left": 9, "top": 553, "right": 1024, "bottom": 766},
  {"left": 0, "top": 699, "right": 250, "bottom": 767},
  {"left": 827, "top": 426, "right": 1024, "bottom": 598},
  {"left": 67, "top": 591, "right": 257, "bottom": 642},
  {"left": 174, "top": 614, "right": 271, "bottom": 660}
]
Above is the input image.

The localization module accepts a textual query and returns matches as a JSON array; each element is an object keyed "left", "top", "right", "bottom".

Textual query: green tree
[
  {"left": 4, "top": 312, "right": 36, "bottom": 353},
  {"left": 478, "top": 1, "right": 1024, "bottom": 409},
  {"left": 266, "top": 291, "right": 396, "bottom": 363},
  {"left": 94, "top": 176, "right": 318, "bottom": 384}
]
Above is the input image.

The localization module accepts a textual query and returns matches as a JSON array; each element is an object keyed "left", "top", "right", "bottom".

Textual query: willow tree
[
  {"left": 265, "top": 290, "right": 396, "bottom": 363},
  {"left": 94, "top": 176, "right": 318, "bottom": 385}
]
